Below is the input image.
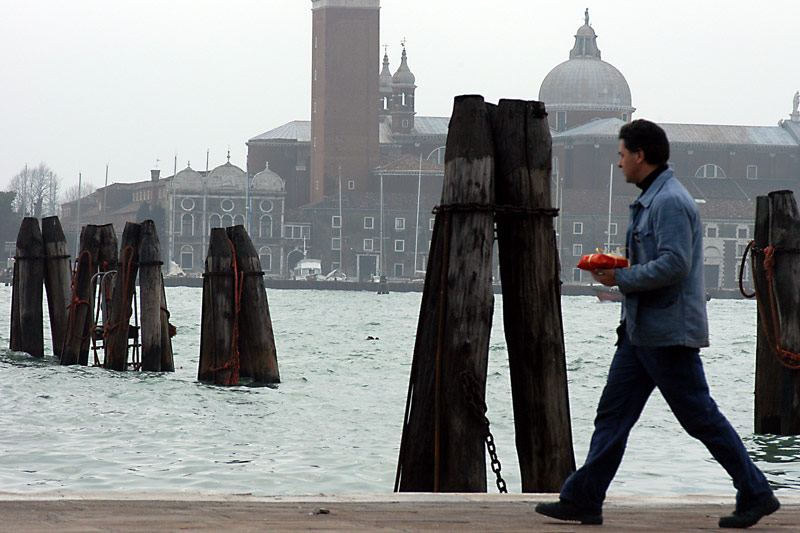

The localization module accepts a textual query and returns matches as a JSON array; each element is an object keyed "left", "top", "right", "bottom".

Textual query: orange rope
[
  {"left": 65, "top": 250, "right": 93, "bottom": 345},
  {"left": 751, "top": 245, "right": 800, "bottom": 369}
]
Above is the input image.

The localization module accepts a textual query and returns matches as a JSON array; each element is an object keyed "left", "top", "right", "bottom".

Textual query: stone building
[{"left": 168, "top": 157, "right": 286, "bottom": 277}]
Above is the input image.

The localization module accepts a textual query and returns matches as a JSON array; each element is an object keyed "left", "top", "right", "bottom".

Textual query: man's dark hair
[{"left": 618, "top": 119, "right": 669, "bottom": 166}]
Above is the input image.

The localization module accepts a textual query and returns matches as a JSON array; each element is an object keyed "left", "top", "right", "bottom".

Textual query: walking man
[{"left": 536, "top": 119, "right": 779, "bottom": 528}]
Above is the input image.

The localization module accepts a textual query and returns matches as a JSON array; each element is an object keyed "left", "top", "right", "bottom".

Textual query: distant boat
[{"left": 594, "top": 285, "right": 622, "bottom": 302}]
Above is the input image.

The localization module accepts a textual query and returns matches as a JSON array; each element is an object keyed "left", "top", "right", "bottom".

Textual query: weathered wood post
[
  {"left": 61, "top": 225, "right": 99, "bottom": 365},
  {"left": 198, "top": 227, "right": 238, "bottom": 386},
  {"left": 13, "top": 218, "right": 45, "bottom": 358},
  {"left": 396, "top": 95, "right": 495, "bottom": 492},
  {"left": 753, "top": 190, "right": 800, "bottom": 435},
  {"left": 158, "top": 278, "right": 175, "bottom": 372},
  {"left": 489, "top": 99, "right": 575, "bottom": 491},
  {"left": 42, "top": 216, "right": 73, "bottom": 359},
  {"left": 104, "top": 222, "right": 140, "bottom": 371},
  {"left": 9, "top": 261, "right": 21, "bottom": 352},
  {"left": 227, "top": 225, "right": 280, "bottom": 383},
  {"left": 139, "top": 219, "right": 164, "bottom": 371}
]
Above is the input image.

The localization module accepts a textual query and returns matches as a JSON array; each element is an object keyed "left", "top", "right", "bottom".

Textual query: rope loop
[{"left": 750, "top": 243, "right": 800, "bottom": 369}]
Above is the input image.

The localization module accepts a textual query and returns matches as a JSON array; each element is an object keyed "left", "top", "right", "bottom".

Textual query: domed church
[{"left": 539, "top": 9, "right": 634, "bottom": 131}]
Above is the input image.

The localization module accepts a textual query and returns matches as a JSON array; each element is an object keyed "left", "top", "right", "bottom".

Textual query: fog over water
[
  {"left": 2, "top": 287, "right": 800, "bottom": 495},
  {"left": 2, "top": 1, "right": 798, "bottom": 192}
]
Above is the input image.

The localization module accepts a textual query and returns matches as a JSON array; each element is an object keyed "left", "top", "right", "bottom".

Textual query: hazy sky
[{"left": 2, "top": 0, "right": 797, "bottom": 193}]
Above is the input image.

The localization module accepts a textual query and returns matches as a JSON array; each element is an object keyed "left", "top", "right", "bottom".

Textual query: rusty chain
[{"left": 460, "top": 370, "right": 507, "bottom": 493}]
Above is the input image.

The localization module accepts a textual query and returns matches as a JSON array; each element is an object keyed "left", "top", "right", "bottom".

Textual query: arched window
[
  {"left": 695, "top": 164, "right": 726, "bottom": 178},
  {"left": 260, "top": 215, "right": 272, "bottom": 238},
  {"left": 181, "top": 213, "right": 193, "bottom": 236},
  {"left": 180, "top": 245, "right": 193, "bottom": 270},
  {"left": 427, "top": 146, "right": 446, "bottom": 165},
  {"left": 209, "top": 214, "right": 221, "bottom": 229},
  {"left": 259, "top": 247, "right": 272, "bottom": 272},
  {"left": 233, "top": 214, "right": 244, "bottom": 226},
  {"left": 221, "top": 214, "right": 233, "bottom": 227}
]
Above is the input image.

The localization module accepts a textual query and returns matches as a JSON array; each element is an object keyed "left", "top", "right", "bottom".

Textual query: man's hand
[{"left": 592, "top": 268, "right": 617, "bottom": 287}]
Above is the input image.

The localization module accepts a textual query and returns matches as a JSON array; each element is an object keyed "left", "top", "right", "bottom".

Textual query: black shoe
[
  {"left": 535, "top": 500, "right": 603, "bottom": 525},
  {"left": 719, "top": 494, "right": 780, "bottom": 528}
]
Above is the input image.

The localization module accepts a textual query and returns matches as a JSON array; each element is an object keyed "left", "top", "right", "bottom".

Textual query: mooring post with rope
[
  {"left": 139, "top": 219, "right": 170, "bottom": 372},
  {"left": 104, "top": 222, "right": 139, "bottom": 371},
  {"left": 747, "top": 190, "right": 800, "bottom": 435},
  {"left": 396, "top": 95, "right": 496, "bottom": 492},
  {"left": 489, "top": 99, "right": 576, "bottom": 492},
  {"left": 198, "top": 227, "right": 238, "bottom": 386},
  {"left": 42, "top": 216, "right": 73, "bottom": 359},
  {"left": 61, "top": 224, "right": 99, "bottom": 365},
  {"left": 227, "top": 225, "right": 280, "bottom": 384},
  {"left": 86, "top": 224, "right": 118, "bottom": 366},
  {"left": 11, "top": 217, "right": 45, "bottom": 358}
]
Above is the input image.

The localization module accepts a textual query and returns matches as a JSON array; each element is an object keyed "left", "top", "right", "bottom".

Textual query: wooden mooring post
[
  {"left": 753, "top": 190, "right": 800, "bottom": 435},
  {"left": 105, "top": 222, "right": 139, "bottom": 371},
  {"left": 62, "top": 225, "right": 99, "bottom": 365},
  {"left": 227, "top": 225, "right": 279, "bottom": 383},
  {"left": 198, "top": 227, "right": 237, "bottom": 385},
  {"left": 42, "top": 216, "right": 73, "bottom": 359},
  {"left": 396, "top": 95, "right": 495, "bottom": 492},
  {"left": 489, "top": 99, "right": 575, "bottom": 491},
  {"left": 12, "top": 217, "right": 45, "bottom": 358},
  {"left": 139, "top": 219, "right": 168, "bottom": 371}
]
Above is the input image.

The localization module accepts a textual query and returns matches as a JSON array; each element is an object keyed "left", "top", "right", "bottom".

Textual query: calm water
[{"left": 1, "top": 286, "right": 800, "bottom": 496}]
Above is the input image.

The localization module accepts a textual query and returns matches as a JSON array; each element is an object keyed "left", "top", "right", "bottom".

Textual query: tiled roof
[
  {"left": 376, "top": 154, "right": 443, "bottom": 174},
  {"left": 553, "top": 118, "right": 800, "bottom": 148},
  {"left": 249, "top": 116, "right": 449, "bottom": 144}
]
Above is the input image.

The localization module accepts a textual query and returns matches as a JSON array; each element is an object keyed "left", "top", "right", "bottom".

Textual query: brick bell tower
[{"left": 310, "top": 0, "right": 380, "bottom": 204}]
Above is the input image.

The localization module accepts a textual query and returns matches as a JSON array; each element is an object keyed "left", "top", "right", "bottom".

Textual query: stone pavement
[{"left": 1, "top": 492, "right": 799, "bottom": 532}]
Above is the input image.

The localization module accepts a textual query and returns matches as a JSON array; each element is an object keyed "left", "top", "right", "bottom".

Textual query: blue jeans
[{"left": 560, "top": 331, "right": 772, "bottom": 513}]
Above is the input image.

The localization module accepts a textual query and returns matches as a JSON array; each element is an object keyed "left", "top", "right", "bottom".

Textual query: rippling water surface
[{"left": 2, "top": 286, "right": 799, "bottom": 496}]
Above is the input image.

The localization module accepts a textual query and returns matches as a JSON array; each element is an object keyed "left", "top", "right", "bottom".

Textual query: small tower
[
  {"left": 391, "top": 44, "right": 416, "bottom": 134},
  {"left": 379, "top": 48, "right": 393, "bottom": 117}
]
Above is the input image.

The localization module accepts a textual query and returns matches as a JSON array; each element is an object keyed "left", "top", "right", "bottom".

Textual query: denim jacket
[{"left": 614, "top": 168, "right": 709, "bottom": 348}]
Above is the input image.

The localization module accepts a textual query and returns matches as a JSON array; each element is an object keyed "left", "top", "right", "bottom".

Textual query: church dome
[
  {"left": 379, "top": 51, "right": 393, "bottom": 94},
  {"left": 207, "top": 156, "right": 246, "bottom": 191},
  {"left": 251, "top": 162, "right": 285, "bottom": 192},
  {"left": 392, "top": 47, "right": 415, "bottom": 86},
  {"left": 172, "top": 165, "right": 204, "bottom": 191},
  {"left": 539, "top": 10, "right": 633, "bottom": 113}
]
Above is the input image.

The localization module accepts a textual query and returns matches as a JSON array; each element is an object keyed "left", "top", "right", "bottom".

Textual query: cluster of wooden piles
[
  {"left": 9, "top": 216, "right": 173, "bottom": 372},
  {"left": 198, "top": 225, "right": 279, "bottom": 386},
  {"left": 395, "top": 96, "right": 574, "bottom": 493}
]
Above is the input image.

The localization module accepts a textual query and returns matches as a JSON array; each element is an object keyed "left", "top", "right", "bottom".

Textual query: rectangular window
[
  {"left": 331, "top": 215, "right": 341, "bottom": 229},
  {"left": 746, "top": 165, "right": 757, "bottom": 179},
  {"left": 707, "top": 226, "right": 718, "bottom": 238},
  {"left": 429, "top": 218, "right": 435, "bottom": 231},
  {"left": 364, "top": 216, "right": 374, "bottom": 230},
  {"left": 395, "top": 217, "right": 405, "bottom": 230},
  {"left": 348, "top": 180, "right": 355, "bottom": 190},
  {"left": 609, "top": 223, "right": 618, "bottom": 236},
  {"left": 331, "top": 237, "right": 341, "bottom": 250},
  {"left": 301, "top": 226, "right": 310, "bottom": 238},
  {"left": 395, "top": 239, "right": 405, "bottom": 252},
  {"left": 394, "top": 263, "right": 404, "bottom": 277},
  {"left": 572, "top": 244, "right": 583, "bottom": 256},
  {"left": 363, "top": 238, "right": 374, "bottom": 251},
  {"left": 573, "top": 222, "right": 583, "bottom": 235},
  {"left": 557, "top": 111, "right": 567, "bottom": 130},
  {"left": 572, "top": 268, "right": 581, "bottom": 282},
  {"left": 737, "top": 227, "right": 748, "bottom": 239},
  {"left": 737, "top": 243, "right": 748, "bottom": 257}
]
